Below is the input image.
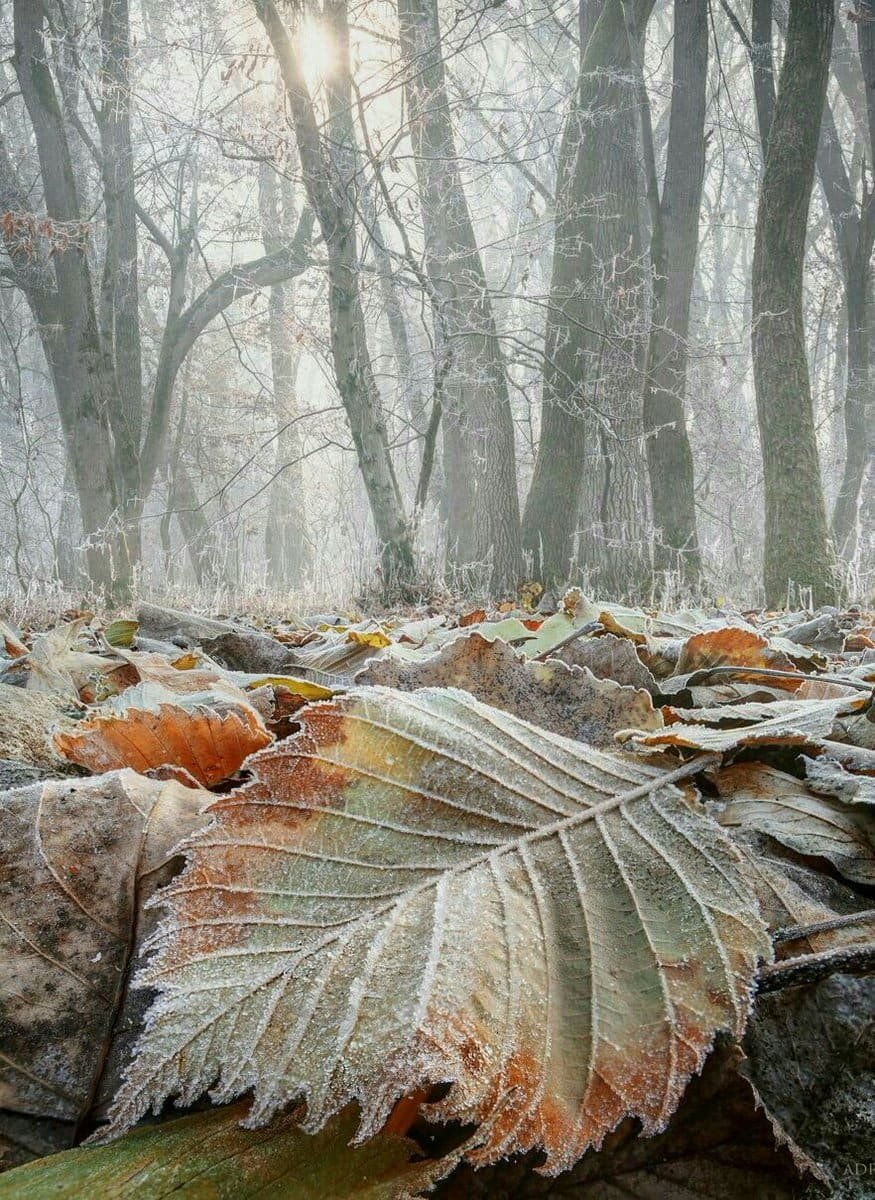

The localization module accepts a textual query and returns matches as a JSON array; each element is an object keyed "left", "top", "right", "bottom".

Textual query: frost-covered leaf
[
  {"left": 470, "top": 588, "right": 599, "bottom": 658},
  {"left": 1, "top": 620, "right": 120, "bottom": 700},
  {"left": 0, "top": 771, "right": 212, "bottom": 1159},
  {"left": 596, "top": 605, "right": 724, "bottom": 644},
  {"left": 553, "top": 632, "right": 658, "bottom": 693},
  {"left": 712, "top": 763, "right": 875, "bottom": 885},
  {"left": 0, "top": 683, "right": 78, "bottom": 769},
  {"left": 233, "top": 673, "right": 336, "bottom": 701},
  {"left": 0, "top": 1102, "right": 455, "bottom": 1200},
  {"left": 675, "top": 626, "right": 797, "bottom": 681},
  {"left": 347, "top": 628, "right": 392, "bottom": 649},
  {"left": 624, "top": 694, "right": 870, "bottom": 754},
  {"left": 470, "top": 612, "right": 593, "bottom": 658},
  {"left": 719, "top": 828, "right": 874, "bottom": 960},
  {"left": 357, "top": 632, "right": 662, "bottom": 746},
  {"left": 107, "top": 687, "right": 768, "bottom": 1173},
  {"left": 103, "top": 619, "right": 139, "bottom": 649},
  {"left": 0, "top": 619, "right": 27, "bottom": 659},
  {"left": 53, "top": 684, "right": 272, "bottom": 786},
  {"left": 803, "top": 755, "right": 875, "bottom": 807},
  {"left": 434, "top": 1045, "right": 823, "bottom": 1199},
  {"left": 107, "top": 648, "right": 228, "bottom": 695}
]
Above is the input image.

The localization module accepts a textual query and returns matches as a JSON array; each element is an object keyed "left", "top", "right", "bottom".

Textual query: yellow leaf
[
  {"left": 347, "top": 629, "right": 391, "bottom": 649},
  {"left": 243, "top": 675, "right": 335, "bottom": 700},
  {"left": 171, "top": 652, "right": 202, "bottom": 670}
]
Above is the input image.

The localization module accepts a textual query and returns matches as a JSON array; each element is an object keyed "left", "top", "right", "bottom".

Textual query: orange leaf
[
  {"left": 54, "top": 701, "right": 271, "bottom": 787},
  {"left": 676, "top": 626, "right": 798, "bottom": 683}
]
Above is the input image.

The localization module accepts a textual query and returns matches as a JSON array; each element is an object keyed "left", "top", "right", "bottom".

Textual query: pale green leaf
[{"left": 107, "top": 687, "right": 768, "bottom": 1174}]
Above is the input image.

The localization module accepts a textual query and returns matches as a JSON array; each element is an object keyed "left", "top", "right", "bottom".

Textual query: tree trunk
[
  {"left": 640, "top": 0, "right": 706, "bottom": 581},
  {"left": 831, "top": 2, "right": 875, "bottom": 559},
  {"left": 12, "top": 0, "right": 133, "bottom": 601},
  {"left": 522, "top": 0, "right": 653, "bottom": 592},
  {"left": 751, "top": 0, "right": 837, "bottom": 606},
  {"left": 751, "top": 0, "right": 776, "bottom": 153},
  {"left": 832, "top": 265, "right": 872, "bottom": 558},
  {"left": 172, "top": 461, "right": 227, "bottom": 589},
  {"left": 256, "top": 0, "right": 416, "bottom": 592},
  {"left": 397, "top": 0, "right": 523, "bottom": 596},
  {"left": 98, "top": 0, "right": 143, "bottom": 529}
]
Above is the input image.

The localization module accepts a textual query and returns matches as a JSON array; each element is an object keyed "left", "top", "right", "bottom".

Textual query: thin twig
[
  {"left": 773, "top": 909, "right": 875, "bottom": 944},
  {"left": 532, "top": 621, "right": 603, "bottom": 662},
  {"left": 757, "top": 943, "right": 875, "bottom": 993},
  {"left": 685, "top": 665, "right": 875, "bottom": 693}
]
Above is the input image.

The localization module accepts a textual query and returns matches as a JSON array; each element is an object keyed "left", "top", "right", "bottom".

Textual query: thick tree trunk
[
  {"left": 830, "top": 3, "right": 875, "bottom": 559},
  {"left": 751, "top": 0, "right": 836, "bottom": 606},
  {"left": 751, "top": 0, "right": 775, "bottom": 153},
  {"left": 640, "top": 0, "right": 706, "bottom": 582},
  {"left": 256, "top": 0, "right": 416, "bottom": 592},
  {"left": 815, "top": 95, "right": 874, "bottom": 562},
  {"left": 522, "top": 0, "right": 652, "bottom": 592},
  {"left": 12, "top": 0, "right": 133, "bottom": 601},
  {"left": 98, "top": 0, "right": 143, "bottom": 517},
  {"left": 397, "top": 0, "right": 523, "bottom": 596}
]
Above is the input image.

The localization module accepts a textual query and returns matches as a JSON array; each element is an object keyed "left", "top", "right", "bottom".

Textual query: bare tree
[
  {"left": 397, "top": 0, "right": 523, "bottom": 595},
  {"left": 256, "top": 0, "right": 416, "bottom": 591},
  {"left": 1, "top": 0, "right": 314, "bottom": 598},
  {"left": 638, "top": 0, "right": 707, "bottom": 582},
  {"left": 751, "top": 0, "right": 836, "bottom": 605},
  {"left": 522, "top": 0, "right": 654, "bottom": 593}
]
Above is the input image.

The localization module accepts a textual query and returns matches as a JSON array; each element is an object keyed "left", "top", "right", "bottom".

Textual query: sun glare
[{"left": 296, "top": 17, "right": 337, "bottom": 89}]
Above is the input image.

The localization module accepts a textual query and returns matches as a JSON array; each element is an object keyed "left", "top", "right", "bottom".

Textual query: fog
[{"left": 0, "top": 0, "right": 870, "bottom": 610}]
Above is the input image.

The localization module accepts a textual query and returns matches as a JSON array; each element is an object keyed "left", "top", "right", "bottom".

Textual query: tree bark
[
  {"left": 815, "top": 94, "right": 874, "bottom": 561},
  {"left": 397, "top": 0, "right": 523, "bottom": 596},
  {"left": 98, "top": 0, "right": 143, "bottom": 519},
  {"left": 751, "top": 0, "right": 775, "bottom": 154},
  {"left": 522, "top": 0, "right": 653, "bottom": 593},
  {"left": 255, "top": 0, "right": 416, "bottom": 592},
  {"left": 751, "top": 0, "right": 837, "bottom": 606},
  {"left": 640, "top": 0, "right": 706, "bottom": 581},
  {"left": 832, "top": 3, "right": 875, "bottom": 560},
  {"left": 12, "top": 0, "right": 133, "bottom": 600}
]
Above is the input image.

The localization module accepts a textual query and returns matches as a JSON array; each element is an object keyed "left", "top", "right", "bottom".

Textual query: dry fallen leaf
[
  {"left": 3, "top": 620, "right": 121, "bottom": 701},
  {"left": 623, "top": 694, "right": 870, "bottom": 754},
  {"left": 0, "top": 683, "right": 79, "bottom": 769},
  {"left": 106, "top": 687, "right": 769, "bottom": 1174},
  {"left": 676, "top": 626, "right": 797, "bottom": 676},
  {"left": 435, "top": 1044, "right": 822, "bottom": 1199},
  {"left": 743, "top": 975, "right": 874, "bottom": 1197},
  {"left": 0, "top": 771, "right": 212, "bottom": 1163},
  {"left": 712, "top": 762, "right": 875, "bottom": 886},
  {"left": 358, "top": 632, "right": 662, "bottom": 746},
  {"left": 53, "top": 685, "right": 272, "bottom": 787},
  {"left": 554, "top": 632, "right": 658, "bottom": 693}
]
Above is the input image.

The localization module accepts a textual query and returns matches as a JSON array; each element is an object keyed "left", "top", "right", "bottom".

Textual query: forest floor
[{"left": 0, "top": 592, "right": 873, "bottom": 1198}]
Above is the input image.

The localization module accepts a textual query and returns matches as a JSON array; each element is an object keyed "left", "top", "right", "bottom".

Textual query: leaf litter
[{"left": 0, "top": 592, "right": 872, "bottom": 1195}]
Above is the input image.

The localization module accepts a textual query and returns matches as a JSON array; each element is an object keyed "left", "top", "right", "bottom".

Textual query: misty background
[{"left": 0, "top": 0, "right": 871, "bottom": 611}]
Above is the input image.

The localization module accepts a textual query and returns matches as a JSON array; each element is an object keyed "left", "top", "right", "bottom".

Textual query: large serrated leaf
[{"left": 107, "top": 687, "right": 769, "bottom": 1173}]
